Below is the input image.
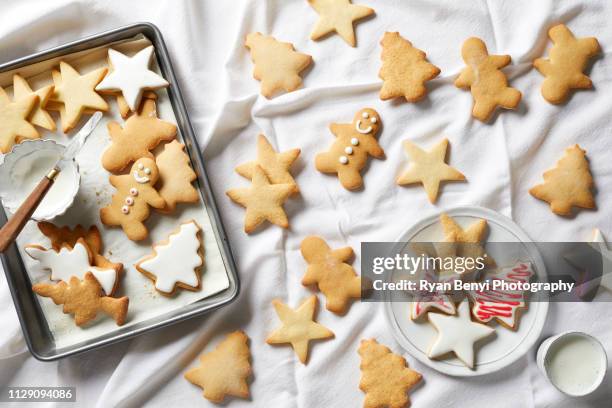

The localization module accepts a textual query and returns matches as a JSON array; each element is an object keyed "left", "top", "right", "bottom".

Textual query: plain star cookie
[
  {"left": 185, "top": 331, "right": 252, "bottom": 403},
  {"left": 235, "top": 134, "right": 300, "bottom": 194},
  {"left": 156, "top": 140, "right": 200, "bottom": 212},
  {"left": 358, "top": 338, "right": 422, "bottom": 408},
  {"left": 397, "top": 138, "right": 465, "bottom": 203},
  {"left": 245, "top": 32, "right": 313, "bottom": 98},
  {"left": 136, "top": 220, "right": 203, "bottom": 296},
  {"left": 48, "top": 61, "right": 108, "bottom": 133},
  {"left": 32, "top": 273, "right": 128, "bottom": 327},
  {"left": 455, "top": 37, "right": 521, "bottom": 121},
  {"left": 315, "top": 108, "right": 384, "bottom": 190},
  {"left": 379, "top": 32, "right": 440, "bottom": 102},
  {"left": 529, "top": 144, "right": 595, "bottom": 216},
  {"left": 300, "top": 236, "right": 361, "bottom": 314},
  {"left": 226, "top": 165, "right": 294, "bottom": 233},
  {"left": 12, "top": 74, "right": 55, "bottom": 131},
  {"left": 0, "top": 85, "right": 38, "bottom": 153},
  {"left": 266, "top": 295, "right": 334, "bottom": 364},
  {"left": 96, "top": 46, "right": 169, "bottom": 112},
  {"left": 534, "top": 24, "right": 600, "bottom": 104},
  {"left": 427, "top": 299, "right": 495, "bottom": 369},
  {"left": 307, "top": 0, "right": 374, "bottom": 47}
]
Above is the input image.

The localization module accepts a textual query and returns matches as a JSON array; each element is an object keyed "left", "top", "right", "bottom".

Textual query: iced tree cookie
[
  {"left": 100, "top": 158, "right": 166, "bottom": 241},
  {"left": 307, "top": 0, "right": 374, "bottom": 47},
  {"left": 455, "top": 37, "right": 521, "bottom": 121},
  {"left": 12, "top": 74, "right": 55, "bottom": 131},
  {"left": 315, "top": 108, "right": 384, "bottom": 190},
  {"left": 534, "top": 24, "right": 600, "bottom": 104},
  {"left": 156, "top": 140, "right": 199, "bottom": 212},
  {"left": 0, "top": 85, "right": 38, "bottom": 153},
  {"left": 136, "top": 220, "right": 203, "bottom": 296},
  {"left": 245, "top": 33, "right": 313, "bottom": 98}
]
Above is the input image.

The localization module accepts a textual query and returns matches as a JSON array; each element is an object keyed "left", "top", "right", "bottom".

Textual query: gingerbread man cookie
[
  {"left": 455, "top": 37, "right": 521, "bottom": 121},
  {"left": 100, "top": 158, "right": 166, "bottom": 241},
  {"left": 315, "top": 108, "right": 384, "bottom": 190}
]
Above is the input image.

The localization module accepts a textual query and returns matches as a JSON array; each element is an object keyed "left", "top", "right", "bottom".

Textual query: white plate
[{"left": 384, "top": 206, "right": 549, "bottom": 376}]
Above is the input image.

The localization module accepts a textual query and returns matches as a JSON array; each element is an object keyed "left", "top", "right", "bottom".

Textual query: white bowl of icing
[{"left": 0, "top": 139, "right": 80, "bottom": 221}]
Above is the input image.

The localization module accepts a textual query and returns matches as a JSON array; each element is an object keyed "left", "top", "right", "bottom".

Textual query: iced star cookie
[
  {"left": 534, "top": 24, "right": 600, "bottom": 104},
  {"left": 315, "top": 108, "right": 384, "bottom": 190},
  {"left": 235, "top": 134, "right": 300, "bottom": 194},
  {"left": 529, "top": 144, "right": 595, "bottom": 216},
  {"left": 25, "top": 239, "right": 119, "bottom": 295},
  {"left": 185, "top": 331, "right": 252, "bottom": 403},
  {"left": 245, "top": 32, "right": 313, "bottom": 98},
  {"left": 12, "top": 74, "right": 55, "bottom": 131},
  {"left": 48, "top": 61, "right": 108, "bottom": 133},
  {"left": 379, "top": 32, "right": 440, "bottom": 102},
  {"left": 427, "top": 299, "right": 495, "bottom": 369},
  {"left": 0, "top": 85, "right": 38, "bottom": 153},
  {"left": 358, "top": 339, "right": 422, "bottom": 408},
  {"left": 307, "top": 0, "right": 374, "bottom": 47},
  {"left": 96, "top": 46, "right": 169, "bottom": 112},
  {"left": 156, "top": 140, "right": 199, "bottom": 213},
  {"left": 455, "top": 37, "right": 521, "bottom": 121},
  {"left": 136, "top": 220, "right": 203, "bottom": 296},
  {"left": 100, "top": 158, "right": 166, "bottom": 241},
  {"left": 300, "top": 236, "right": 361, "bottom": 314},
  {"left": 397, "top": 138, "right": 465, "bottom": 203},
  {"left": 266, "top": 295, "right": 334, "bottom": 364},
  {"left": 33, "top": 273, "right": 129, "bottom": 327},
  {"left": 226, "top": 165, "right": 294, "bottom": 233},
  {"left": 102, "top": 98, "right": 177, "bottom": 173}
]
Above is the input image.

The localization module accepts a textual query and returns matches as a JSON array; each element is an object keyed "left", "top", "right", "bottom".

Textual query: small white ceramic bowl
[{"left": 0, "top": 139, "right": 80, "bottom": 221}]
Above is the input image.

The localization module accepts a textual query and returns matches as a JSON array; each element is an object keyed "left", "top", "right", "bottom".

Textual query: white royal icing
[
  {"left": 25, "top": 242, "right": 117, "bottom": 294},
  {"left": 427, "top": 299, "right": 495, "bottom": 369},
  {"left": 125, "top": 197, "right": 134, "bottom": 206},
  {"left": 351, "top": 138, "right": 359, "bottom": 146},
  {"left": 339, "top": 156, "right": 348, "bottom": 164},
  {"left": 130, "top": 188, "right": 138, "bottom": 196},
  {"left": 95, "top": 46, "right": 169, "bottom": 111},
  {"left": 122, "top": 205, "right": 130, "bottom": 214},
  {"left": 138, "top": 221, "right": 202, "bottom": 293},
  {"left": 345, "top": 146, "right": 353, "bottom": 155},
  {"left": 355, "top": 120, "right": 372, "bottom": 134},
  {"left": 133, "top": 170, "right": 150, "bottom": 184},
  {"left": 370, "top": 116, "right": 377, "bottom": 123},
  {"left": 362, "top": 111, "right": 369, "bottom": 118}
]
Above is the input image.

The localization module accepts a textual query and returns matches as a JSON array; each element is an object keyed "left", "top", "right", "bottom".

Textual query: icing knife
[{"left": 0, "top": 112, "right": 103, "bottom": 253}]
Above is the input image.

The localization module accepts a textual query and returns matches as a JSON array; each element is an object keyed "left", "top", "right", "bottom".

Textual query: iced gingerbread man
[
  {"left": 100, "top": 157, "right": 166, "bottom": 241},
  {"left": 315, "top": 108, "right": 384, "bottom": 190}
]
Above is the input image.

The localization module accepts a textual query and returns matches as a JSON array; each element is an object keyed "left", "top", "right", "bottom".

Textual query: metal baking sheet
[{"left": 0, "top": 23, "right": 239, "bottom": 361}]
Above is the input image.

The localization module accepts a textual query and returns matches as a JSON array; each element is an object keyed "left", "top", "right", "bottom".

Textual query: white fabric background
[{"left": 0, "top": 0, "right": 611, "bottom": 407}]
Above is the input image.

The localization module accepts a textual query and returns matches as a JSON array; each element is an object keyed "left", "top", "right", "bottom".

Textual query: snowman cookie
[
  {"left": 100, "top": 157, "right": 166, "bottom": 241},
  {"left": 315, "top": 108, "right": 384, "bottom": 190}
]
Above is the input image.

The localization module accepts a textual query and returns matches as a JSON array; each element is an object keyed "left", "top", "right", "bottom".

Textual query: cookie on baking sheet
[
  {"left": 379, "top": 32, "right": 440, "bottom": 102},
  {"left": 358, "top": 338, "right": 422, "bottom": 408},
  {"left": 396, "top": 138, "right": 465, "bottom": 203},
  {"left": 185, "top": 331, "right": 252, "bottom": 403},
  {"left": 33, "top": 272, "right": 128, "bottom": 326},
  {"left": 101, "top": 98, "right": 177, "bottom": 174},
  {"left": 226, "top": 165, "right": 294, "bottom": 233},
  {"left": 100, "top": 158, "right": 166, "bottom": 241},
  {"left": 529, "top": 144, "right": 595, "bottom": 216},
  {"left": 266, "top": 295, "right": 334, "bottom": 364},
  {"left": 307, "top": 0, "right": 374, "bottom": 47},
  {"left": 155, "top": 140, "right": 199, "bottom": 213},
  {"left": 534, "top": 24, "right": 600, "bottom": 104},
  {"left": 135, "top": 220, "right": 203, "bottom": 296},
  {"left": 315, "top": 108, "right": 384, "bottom": 190},
  {"left": 48, "top": 61, "right": 108, "bottom": 133},
  {"left": 245, "top": 32, "right": 313, "bottom": 98},
  {"left": 300, "top": 236, "right": 361, "bottom": 314},
  {"left": 117, "top": 90, "right": 157, "bottom": 119},
  {"left": 96, "top": 46, "right": 169, "bottom": 113},
  {"left": 12, "top": 74, "right": 55, "bottom": 131},
  {"left": 235, "top": 134, "right": 301, "bottom": 194},
  {"left": 455, "top": 37, "right": 521, "bottom": 121},
  {"left": 0, "top": 85, "right": 38, "bottom": 154}
]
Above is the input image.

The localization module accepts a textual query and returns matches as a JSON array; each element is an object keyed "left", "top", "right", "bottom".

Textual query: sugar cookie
[
  {"left": 308, "top": 0, "right": 374, "bottom": 47},
  {"left": 0, "top": 85, "right": 38, "bottom": 153},
  {"left": 439, "top": 213, "right": 494, "bottom": 270},
  {"left": 117, "top": 90, "right": 157, "bottom": 119},
  {"left": 12, "top": 74, "right": 55, "bottom": 131},
  {"left": 156, "top": 140, "right": 199, "bottom": 212}
]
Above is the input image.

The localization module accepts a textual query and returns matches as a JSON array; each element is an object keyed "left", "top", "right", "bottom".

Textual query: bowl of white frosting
[{"left": 0, "top": 139, "right": 80, "bottom": 221}]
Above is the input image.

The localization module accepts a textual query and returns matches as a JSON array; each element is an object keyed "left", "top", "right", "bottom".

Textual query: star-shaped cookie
[
  {"left": 440, "top": 213, "right": 494, "bottom": 270},
  {"left": 184, "top": 331, "right": 252, "bottom": 403},
  {"left": 0, "top": 86, "right": 38, "bottom": 153},
  {"left": 96, "top": 46, "right": 169, "bottom": 112},
  {"left": 235, "top": 134, "right": 300, "bottom": 193},
  {"left": 308, "top": 0, "right": 374, "bottom": 47},
  {"left": 266, "top": 295, "right": 334, "bottom": 364},
  {"left": 12, "top": 74, "right": 55, "bottom": 131},
  {"left": 396, "top": 138, "right": 465, "bottom": 203},
  {"left": 49, "top": 61, "right": 108, "bottom": 132},
  {"left": 226, "top": 165, "right": 294, "bottom": 233}
]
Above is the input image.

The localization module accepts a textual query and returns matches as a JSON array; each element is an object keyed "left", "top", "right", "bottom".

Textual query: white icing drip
[
  {"left": 133, "top": 171, "right": 150, "bottom": 184},
  {"left": 355, "top": 120, "right": 372, "bottom": 134}
]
